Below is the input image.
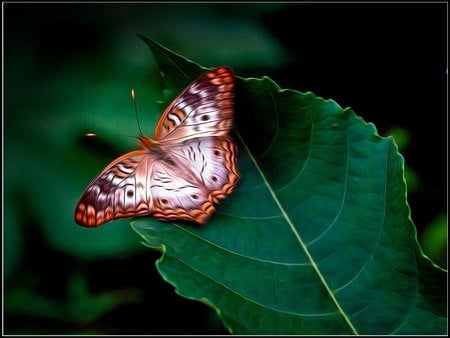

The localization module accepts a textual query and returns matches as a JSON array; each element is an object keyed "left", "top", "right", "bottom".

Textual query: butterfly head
[{"left": 137, "top": 134, "right": 159, "bottom": 150}]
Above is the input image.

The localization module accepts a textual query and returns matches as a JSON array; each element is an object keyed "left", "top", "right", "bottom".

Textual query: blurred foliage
[
  {"left": 384, "top": 127, "right": 419, "bottom": 193},
  {"left": 3, "top": 2, "right": 447, "bottom": 334},
  {"left": 384, "top": 126, "right": 446, "bottom": 268},
  {"left": 5, "top": 271, "right": 142, "bottom": 327},
  {"left": 421, "top": 214, "right": 447, "bottom": 269}
]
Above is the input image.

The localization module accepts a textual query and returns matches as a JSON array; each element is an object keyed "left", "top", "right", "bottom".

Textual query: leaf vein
[
  {"left": 306, "top": 136, "right": 350, "bottom": 247},
  {"left": 259, "top": 90, "right": 279, "bottom": 159},
  {"left": 277, "top": 112, "right": 315, "bottom": 193},
  {"left": 333, "top": 142, "right": 388, "bottom": 294},
  {"left": 171, "top": 254, "right": 339, "bottom": 318},
  {"left": 173, "top": 223, "right": 310, "bottom": 267}
]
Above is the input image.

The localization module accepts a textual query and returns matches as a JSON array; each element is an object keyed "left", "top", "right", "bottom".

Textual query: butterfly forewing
[
  {"left": 75, "top": 151, "right": 152, "bottom": 227},
  {"left": 75, "top": 66, "right": 239, "bottom": 227},
  {"left": 154, "top": 67, "right": 234, "bottom": 142}
]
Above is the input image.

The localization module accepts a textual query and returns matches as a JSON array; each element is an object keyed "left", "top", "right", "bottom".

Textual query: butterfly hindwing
[
  {"left": 149, "top": 136, "right": 239, "bottom": 224},
  {"left": 149, "top": 159, "right": 214, "bottom": 224},
  {"left": 169, "top": 137, "right": 239, "bottom": 201}
]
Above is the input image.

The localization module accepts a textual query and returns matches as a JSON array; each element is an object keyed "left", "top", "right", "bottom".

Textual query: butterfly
[{"left": 75, "top": 67, "right": 239, "bottom": 227}]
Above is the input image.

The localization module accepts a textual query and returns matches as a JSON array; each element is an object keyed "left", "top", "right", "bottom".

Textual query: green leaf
[{"left": 132, "top": 35, "right": 447, "bottom": 334}]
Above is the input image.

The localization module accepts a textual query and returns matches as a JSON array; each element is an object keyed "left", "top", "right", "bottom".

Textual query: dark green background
[{"left": 4, "top": 3, "right": 446, "bottom": 334}]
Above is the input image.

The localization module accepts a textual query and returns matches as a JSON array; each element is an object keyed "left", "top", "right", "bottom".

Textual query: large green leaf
[{"left": 132, "top": 36, "right": 447, "bottom": 334}]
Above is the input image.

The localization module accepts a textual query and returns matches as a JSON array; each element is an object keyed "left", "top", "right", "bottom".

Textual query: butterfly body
[{"left": 75, "top": 67, "right": 239, "bottom": 227}]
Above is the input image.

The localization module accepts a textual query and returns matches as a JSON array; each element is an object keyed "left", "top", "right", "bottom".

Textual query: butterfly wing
[
  {"left": 153, "top": 67, "right": 234, "bottom": 143},
  {"left": 151, "top": 136, "right": 239, "bottom": 224},
  {"left": 148, "top": 159, "right": 214, "bottom": 224},
  {"left": 148, "top": 67, "right": 239, "bottom": 224},
  {"left": 75, "top": 67, "right": 238, "bottom": 227},
  {"left": 74, "top": 150, "right": 153, "bottom": 227},
  {"left": 170, "top": 137, "right": 239, "bottom": 202}
]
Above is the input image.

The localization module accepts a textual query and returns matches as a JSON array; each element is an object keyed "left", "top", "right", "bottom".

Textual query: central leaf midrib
[{"left": 235, "top": 129, "right": 359, "bottom": 335}]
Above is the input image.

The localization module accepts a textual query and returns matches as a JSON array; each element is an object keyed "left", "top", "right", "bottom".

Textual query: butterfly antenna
[{"left": 131, "top": 88, "right": 144, "bottom": 136}]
